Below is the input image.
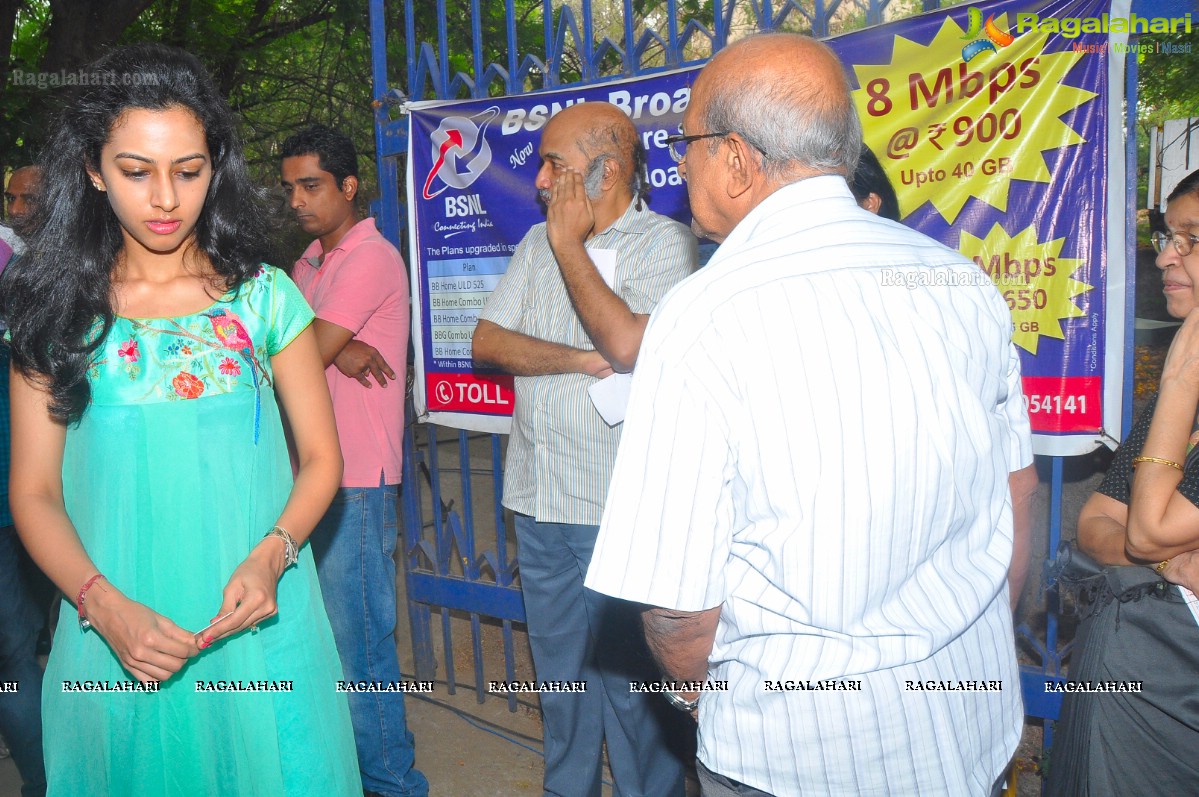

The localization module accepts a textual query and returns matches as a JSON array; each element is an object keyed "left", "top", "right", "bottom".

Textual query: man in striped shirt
[
  {"left": 586, "top": 34, "right": 1034, "bottom": 796},
  {"left": 472, "top": 102, "right": 697, "bottom": 796}
]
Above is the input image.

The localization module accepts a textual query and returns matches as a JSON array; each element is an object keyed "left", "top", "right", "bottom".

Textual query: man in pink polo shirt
[{"left": 281, "top": 125, "right": 427, "bottom": 797}]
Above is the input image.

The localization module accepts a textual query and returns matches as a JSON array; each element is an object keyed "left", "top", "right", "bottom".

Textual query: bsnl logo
[
  {"left": 424, "top": 106, "right": 498, "bottom": 218},
  {"left": 445, "top": 194, "right": 487, "bottom": 218}
]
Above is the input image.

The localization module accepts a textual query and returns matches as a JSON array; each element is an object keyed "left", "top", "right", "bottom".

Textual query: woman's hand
[
  {"left": 1160, "top": 550, "right": 1199, "bottom": 595},
  {"left": 200, "top": 539, "right": 286, "bottom": 647},
  {"left": 83, "top": 581, "right": 200, "bottom": 684},
  {"left": 1161, "top": 308, "right": 1199, "bottom": 388}
]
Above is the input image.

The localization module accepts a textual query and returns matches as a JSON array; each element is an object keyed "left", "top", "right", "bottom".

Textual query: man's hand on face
[{"left": 545, "top": 168, "right": 596, "bottom": 257}]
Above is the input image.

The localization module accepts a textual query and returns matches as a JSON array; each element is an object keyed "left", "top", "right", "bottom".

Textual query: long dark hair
[
  {"left": 2, "top": 43, "right": 269, "bottom": 424},
  {"left": 849, "top": 146, "right": 900, "bottom": 222}
]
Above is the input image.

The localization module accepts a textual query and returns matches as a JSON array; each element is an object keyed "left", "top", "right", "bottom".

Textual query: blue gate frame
[{"left": 366, "top": 0, "right": 1143, "bottom": 771}]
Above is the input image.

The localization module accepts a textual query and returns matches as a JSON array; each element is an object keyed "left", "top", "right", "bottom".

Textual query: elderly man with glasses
[{"left": 587, "top": 33, "right": 1035, "bottom": 797}]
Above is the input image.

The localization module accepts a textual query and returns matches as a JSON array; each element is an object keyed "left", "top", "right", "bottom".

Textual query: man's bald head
[
  {"left": 543, "top": 103, "right": 645, "bottom": 201},
  {"left": 692, "top": 33, "right": 861, "bottom": 181}
]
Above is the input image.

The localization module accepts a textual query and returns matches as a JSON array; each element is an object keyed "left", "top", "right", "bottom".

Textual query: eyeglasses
[
  {"left": 1152, "top": 230, "right": 1199, "bottom": 257},
  {"left": 663, "top": 129, "right": 730, "bottom": 163}
]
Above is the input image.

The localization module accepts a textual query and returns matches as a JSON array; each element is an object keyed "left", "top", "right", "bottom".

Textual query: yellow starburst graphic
[
  {"left": 959, "top": 223, "right": 1092, "bottom": 354},
  {"left": 851, "top": 13, "right": 1097, "bottom": 223}
]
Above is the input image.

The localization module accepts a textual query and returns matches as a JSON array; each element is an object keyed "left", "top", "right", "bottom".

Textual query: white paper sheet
[
  {"left": 588, "top": 247, "right": 618, "bottom": 290},
  {"left": 1179, "top": 585, "right": 1199, "bottom": 628},
  {"left": 587, "top": 372, "right": 633, "bottom": 426}
]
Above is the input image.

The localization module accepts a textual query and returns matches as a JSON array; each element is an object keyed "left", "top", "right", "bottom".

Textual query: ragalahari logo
[
  {"left": 422, "top": 106, "right": 500, "bottom": 200},
  {"left": 960, "top": 6, "right": 1017, "bottom": 62}
]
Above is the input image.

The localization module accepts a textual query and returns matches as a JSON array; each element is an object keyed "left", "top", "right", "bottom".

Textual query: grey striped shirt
[
  {"left": 480, "top": 200, "right": 697, "bottom": 524},
  {"left": 588, "top": 177, "right": 1031, "bottom": 795}
]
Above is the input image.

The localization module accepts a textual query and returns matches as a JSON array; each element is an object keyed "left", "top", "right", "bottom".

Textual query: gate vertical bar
[
  {"left": 1043, "top": 455, "right": 1064, "bottom": 769},
  {"left": 436, "top": 0, "right": 450, "bottom": 96},
  {"left": 471, "top": 0, "right": 485, "bottom": 98},
  {"left": 458, "top": 430, "right": 487, "bottom": 701},
  {"left": 370, "top": 0, "right": 437, "bottom": 686},
  {"left": 666, "top": 0, "right": 680, "bottom": 64},
  {"left": 623, "top": 0, "right": 636, "bottom": 76},
  {"left": 1123, "top": 50, "right": 1138, "bottom": 436},
  {"left": 402, "top": 415, "right": 437, "bottom": 680}
]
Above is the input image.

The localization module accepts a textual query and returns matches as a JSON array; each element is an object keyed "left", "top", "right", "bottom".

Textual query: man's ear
[
  {"left": 340, "top": 175, "right": 359, "bottom": 202},
  {"left": 600, "top": 156, "right": 620, "bottom": 192},
  {"left": 723, "top": 134, "right": 757, "bottom": 200}
]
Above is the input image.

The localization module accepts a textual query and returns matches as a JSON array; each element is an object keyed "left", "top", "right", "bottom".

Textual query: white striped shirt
[
  {"left": 480, "top": 199, "right": 697, "bottom": 524},
  {"left": 586, "top": 177, "right": 1031, "bottom": 795}
]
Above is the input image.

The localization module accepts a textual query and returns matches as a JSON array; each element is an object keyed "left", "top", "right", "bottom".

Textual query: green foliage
[
  {"left": 1137, "top": 30, "right": 1199, "bottom": 125},
  {"left": 1, "top": 0, "right": 376, "bottom": 262},
  {"left": 1134, "top": 30, "right": 1199, "bottom": 211},
  {"left": 402, "top": 0, "right": 547, "bottom": 100}
]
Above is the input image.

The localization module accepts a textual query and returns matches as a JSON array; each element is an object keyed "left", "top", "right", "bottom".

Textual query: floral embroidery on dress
[
  {"left": 202, "top": 308, "right": 264, "bottom": 442},
  {"left": 117, "top": 339, "right": 139, "bottom": 362},
  {"left": 171, "top": 371, "right": 205, "bottom": 399},
  {"left": 86, "top": 267, "right": 287, "bottom": 447}
]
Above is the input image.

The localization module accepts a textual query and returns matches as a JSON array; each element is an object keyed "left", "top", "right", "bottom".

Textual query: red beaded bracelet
[{"left": 77, "top": 574, "right": 106, "bottom": 631}]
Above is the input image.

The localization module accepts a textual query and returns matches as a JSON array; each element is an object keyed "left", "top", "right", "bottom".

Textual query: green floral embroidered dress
[{"left": 44, "top": 266, "right": 361, "bottom": 796}]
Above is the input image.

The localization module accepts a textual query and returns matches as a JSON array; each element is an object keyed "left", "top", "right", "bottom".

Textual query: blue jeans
[
  {"left": 311, "top": 481, "right": 428, "bottom": 797},
  {"left": 515, "top": 515, "right": 687, "bottom": 797},
  {"left": 0, "top": 526, "right": 46, "bottom": 797}
]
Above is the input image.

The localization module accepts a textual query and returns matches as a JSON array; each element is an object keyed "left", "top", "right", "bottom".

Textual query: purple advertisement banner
[{"left": 408, "top": 0, "right": 1131, "bottom": 453}]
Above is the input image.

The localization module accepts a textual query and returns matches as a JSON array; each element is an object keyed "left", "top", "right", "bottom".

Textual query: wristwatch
[{"left": 663, "top": 689, "right": 700, "bottom": 713}]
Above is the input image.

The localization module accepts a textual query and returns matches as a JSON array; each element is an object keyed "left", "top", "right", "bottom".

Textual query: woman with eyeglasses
[{"left": 1047, "top": 168, "right": 1199, "bottom": 795}]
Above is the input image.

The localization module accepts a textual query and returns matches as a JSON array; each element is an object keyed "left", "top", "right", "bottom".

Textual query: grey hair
[
  {"left": 583, "top": 155, "right": 609, "bottom": 199},
  {"left": 578, "top": 119, "right": 647, "bottom": 205},
  {"left": 702, "top": 53, "right": 862, "bottom": 180}
]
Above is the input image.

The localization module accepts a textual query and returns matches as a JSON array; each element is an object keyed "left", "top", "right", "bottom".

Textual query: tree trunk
[{"left": 41, "top": 0, "right": 157, "bottom": 73}]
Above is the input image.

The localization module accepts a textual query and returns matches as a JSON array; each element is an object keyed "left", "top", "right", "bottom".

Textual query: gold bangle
[
  {"left": 1156, "top": 559, "right": 1172, "bottom": 574},
  {"left": 1132, "top": 456, "right": 1184, "bottom": 471}
]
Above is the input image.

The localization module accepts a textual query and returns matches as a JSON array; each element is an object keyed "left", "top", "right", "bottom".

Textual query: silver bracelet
[{"left": 264, "top": 525, "right": 299, "bottom": 569}]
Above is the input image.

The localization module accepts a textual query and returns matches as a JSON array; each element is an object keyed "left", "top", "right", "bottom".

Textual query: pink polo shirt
[{"left": 293, "top": 218, "right": 409, "bottom": 488}]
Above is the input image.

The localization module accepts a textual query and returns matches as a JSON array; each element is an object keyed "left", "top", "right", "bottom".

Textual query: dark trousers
[
  {"left": 0, "top": 526, "right": 46, "bottom": 797},
  {"left": 515, "top": 514, "right": 688, "bottom": 797}
]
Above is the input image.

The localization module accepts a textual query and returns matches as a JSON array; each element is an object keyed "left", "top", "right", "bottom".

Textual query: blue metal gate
[{"left": 366, "top": 3, "right": 1142, "bottom": 783}]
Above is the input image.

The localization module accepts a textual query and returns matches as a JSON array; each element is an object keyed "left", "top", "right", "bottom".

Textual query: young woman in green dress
[{"left": 4, "top": 44, "right": 361, "bottom": 795}]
